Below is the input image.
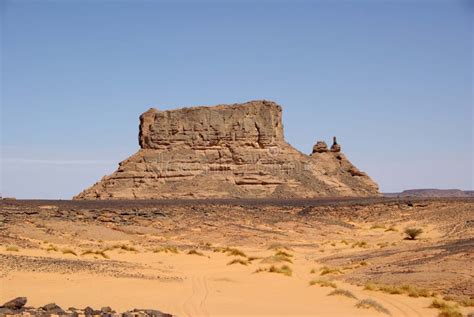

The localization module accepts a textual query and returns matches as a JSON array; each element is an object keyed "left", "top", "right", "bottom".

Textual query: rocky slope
[{"left": 75, "top": 100, "right": 378, "bottom": 199}]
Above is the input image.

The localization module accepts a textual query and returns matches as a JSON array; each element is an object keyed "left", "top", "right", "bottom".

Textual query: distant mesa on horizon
[
  {"left": 384, "top": 189, "right": 474, "bottom": 198},
  {"left": 74, "top": 100, "right": 379, "bottom": 200}
]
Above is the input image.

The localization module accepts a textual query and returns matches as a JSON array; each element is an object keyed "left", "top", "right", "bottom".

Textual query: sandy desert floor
[{"left": 1, "top": 198, "right": 473, "bottom": 316}]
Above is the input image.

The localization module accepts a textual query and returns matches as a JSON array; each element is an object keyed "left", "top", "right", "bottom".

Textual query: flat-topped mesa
[
  {"left": 139, "top": 100, "right": 284, "bottom": 150},
  {"left": 75, "top": 100, "right": 379, "bottom": 199}
]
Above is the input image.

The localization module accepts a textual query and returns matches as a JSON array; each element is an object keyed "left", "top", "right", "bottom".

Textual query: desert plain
[{"left": 1, "top": 197, "right": 473, "bottom": 316}]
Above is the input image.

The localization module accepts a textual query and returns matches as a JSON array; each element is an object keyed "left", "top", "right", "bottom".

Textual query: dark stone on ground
[
  {"left": 41, "top": 303, "right": 66, "bottom": 314},
  {"left": 1, "top": 297, "right": 27, "bottom": 309}
]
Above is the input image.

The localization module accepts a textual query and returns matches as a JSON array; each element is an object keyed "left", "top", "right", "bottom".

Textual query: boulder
[
  {"left": 41, "top": 303, "right": 66, "bottom": 315},
  {"left": 1, "top": 297, "right": 27, "bottom": 310},
  {"left": 83, "top": 306, "right": 100, "bottom": 315},
  {"left": 101, "top": 306, "right": 113, "bottom": 313}
]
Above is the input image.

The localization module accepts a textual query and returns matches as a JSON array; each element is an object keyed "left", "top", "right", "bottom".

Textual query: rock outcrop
[
  {"left": 75, "top": 100, "right": 378, "bottom": 199},
  {"left": 312, "top": 141, "right": 329, "bottom": 153},
  {"left": 330, "top": 136, "right": 341, "bottom": 152}
]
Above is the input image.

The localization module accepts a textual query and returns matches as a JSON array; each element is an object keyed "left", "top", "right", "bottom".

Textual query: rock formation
[
  {"left": 75, "top": 100, "right": 379, "bottom": 199},
  {"left": 330, "top": 136, "right": 341, "bottom": 152},
  {"left": 312, "top": 141, "right": 329, "bottom": 153}
]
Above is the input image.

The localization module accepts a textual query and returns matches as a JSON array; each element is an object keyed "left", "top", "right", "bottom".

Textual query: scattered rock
[
  {"left": 83, "top": 306, "right": 98, "bottom": 315},
  {"left": 101, "top": 306, "right": 114, "bottom": 313},
  {"left": 1, "top": 297, "right": 27, "bottom": 309},
  {"left": 0, "top": 301, "right": 174, "bottom": 317},
  {"left": 41, "top": 303, "right": 65, "bottom": 314},
  {"left": 124, "top": 309, "right": 172, "bottom": 317}
]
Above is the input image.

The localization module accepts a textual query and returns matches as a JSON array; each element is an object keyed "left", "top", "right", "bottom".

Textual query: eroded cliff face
[
  {"left": 75, "top": 100, "right": 379, "bottom": 199},
  {"left": 139, "top": 101, "right": 284, "bottom": 149}
]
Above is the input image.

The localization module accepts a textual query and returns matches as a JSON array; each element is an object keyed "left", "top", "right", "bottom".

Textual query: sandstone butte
[{"left": 74, "top": 100, "right": 379, "bottom": 199}]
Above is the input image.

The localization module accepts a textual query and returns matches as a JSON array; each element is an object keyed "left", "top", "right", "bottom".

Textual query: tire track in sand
[{"left": 181, "top": 274, "right": 210, "bottom": 317}]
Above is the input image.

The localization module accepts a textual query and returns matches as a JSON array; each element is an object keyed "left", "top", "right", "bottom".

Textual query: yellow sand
[{"left": 0, "top": 247, "right": 442, "bottom": 317}]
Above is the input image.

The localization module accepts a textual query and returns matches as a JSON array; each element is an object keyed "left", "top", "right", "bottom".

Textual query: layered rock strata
[{"left": 75, "top": 100, "right": 378, "bottom": 199}]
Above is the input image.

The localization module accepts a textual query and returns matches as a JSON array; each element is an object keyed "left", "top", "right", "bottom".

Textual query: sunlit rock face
[{"left": 75, "top": 100, "right": 379, "bottom": 199}]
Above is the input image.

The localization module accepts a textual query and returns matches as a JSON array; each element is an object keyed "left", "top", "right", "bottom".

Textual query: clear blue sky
[{"left": 1, "top": 0, "right": 472, "bottom": 199}]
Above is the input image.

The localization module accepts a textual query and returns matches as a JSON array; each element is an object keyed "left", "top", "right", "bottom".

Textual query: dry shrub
[
  {"left": 309, "top": 279, "right": 337, "bottom": 288},
  {"left": 227, "top": 258, "right": 249, "bottom": 266},
  {"left": 430, "top": 300, "right": 462, "bottom": 317},
  {"left": 261, "top": 254, "right": 293, "bottom": 264},
  {"left": 400, "top": 285, "right": 431, "bottom": 297},
  {"left": 356, "top": 299, "right": 391, "bottom": 315},
  {"left": 366, "top": 283, "right": 433, "bottom": 298},
  {"left": 187, "top": 249, "right": 204, "bottom": 256},
  {"left": 214, "top": 247, "right": 246, "bottom": 257},
  {"left": 103, "top": 244, "right": 138, "bottom": 252},
  {"left": 404, "top": 228, "right": 423, "bottom": 240},
  {"left": 153, "top": 246, "right": 179, "bottom": 254},
  {"left": 268, "top": 265, "right": 292, "bottom": 276},
  {"left": 61, "top": 249, "right": 77, "bottom": 256},
  {"left": 6, "top": 245, "right": 19, "bottom": 252},
  {"left": 364, "top": 283, "right": 377, "bottom": 291},
  {"left": 46, "top": 245, "right": 59, "bottom": 252},
  {"left": 320, "top": 266, "right": 343, "bottom": 276},
  {"left": 378, "top": 285, "right": 404, "bottom": 295},
  {"left": 328, "top": 288, "right": 358, "bottom": 299},
  {"left": 370, "top": 224, "right": 386, "bottom": 229},
  {"left": 351, "top": 241, "right": 368, "bottom": 248},
  {"left": 267, "top": 244, "right": 293, "bottom": 251},
  {"left": 255, "top": 265, "right": 292, "bottom": 276},
  {"left": 226, "top": 248, "right": 246, "bottom": 257},
  {"left": 81, "top": 249, "right": 109, "bottom": 259},
  {"left": 274, "top": 250, "right": 293, "bottom": 258}
]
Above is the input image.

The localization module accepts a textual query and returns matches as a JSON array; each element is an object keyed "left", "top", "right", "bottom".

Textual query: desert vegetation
[
  {"left": 187, "top": 249, "right": 204, "bottom": 256},
  {"left": 355, "top": 299, "right": 391, "bottom": 315},
  {"left": 1, "top": 197, "right": 472, "bottom": 316},
  {"left": 61, "top": 248, "right": 77, "bottom": 256},
  {"left": 319, "top": 266, "right": 343, "bottom": 276},
  {"left": 227, "top": 258, "right": 249, "bottom": 266},
  {"left": 328, "top": 288, "right": 357, "bottom": 299},
  {"left": 6, "top": 245, "right": 19, "bottom": 252},
  {"left": 364, "top": 283, "right": 434, "bottom": 297},
  {"left": 309, "top": 279, "right": 337, "bottom": 288},
  {"left": 81, "top": 249, "right": 109, "bottom": 259},
  {"left": 255, "top": 265, "right": 292, "bottom": 276},
  {"left": 152, "top": 246, "right": 179, "bottom": 254},
  {"left": 103, "top": 244, "right": 138, "bottom": 252},
  {"left": 404, "top": 227, "right": 423, "bottom": 240},
  {"left": 429, "top": 299, "right": 462, "bottom": 317}
]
